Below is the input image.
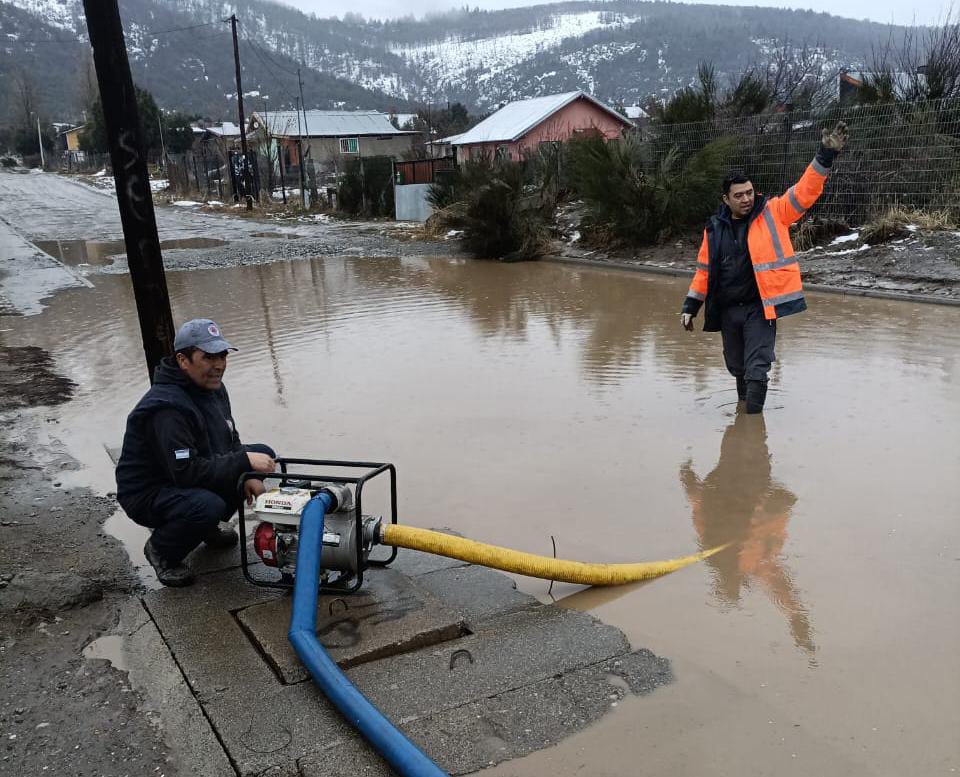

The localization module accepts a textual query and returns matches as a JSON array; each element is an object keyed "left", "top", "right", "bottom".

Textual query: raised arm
[{"left": 769, "top": 121, "right": 848, "bottom": 226}]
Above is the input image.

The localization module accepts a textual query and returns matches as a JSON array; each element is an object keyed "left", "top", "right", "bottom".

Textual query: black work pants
[
  {"left": 148, "top": 443, "right": 275, "bottom": 563},
  {"left": 720, "top": 301, "right": 776, "bottom": 382}
]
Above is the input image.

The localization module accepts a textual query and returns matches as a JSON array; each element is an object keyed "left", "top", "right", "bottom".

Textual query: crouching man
[{"left": 116, "top": 318, "right": 276, "bottom": 587}]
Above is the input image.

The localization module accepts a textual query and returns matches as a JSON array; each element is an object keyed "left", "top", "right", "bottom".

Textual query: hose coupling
[{"left": 318, "top": 483, "right": 353, "bottom": 513}]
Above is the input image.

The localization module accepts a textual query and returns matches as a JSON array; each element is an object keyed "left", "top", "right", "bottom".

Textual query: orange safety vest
[{"left": 685, "top": 157, "right": 831, "bottom": 322}]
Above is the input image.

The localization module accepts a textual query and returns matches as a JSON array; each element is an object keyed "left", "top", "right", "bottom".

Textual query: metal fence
[{"left": 641, "top": 98, "right": 960, "bottom": 225}]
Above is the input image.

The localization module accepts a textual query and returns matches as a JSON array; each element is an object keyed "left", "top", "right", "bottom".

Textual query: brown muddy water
[
  {"left": 34, "top": 237, "right": 228, "bottom": 265},
  {"left": 3, "top": 255, "right": 958, "bottom": 776}
]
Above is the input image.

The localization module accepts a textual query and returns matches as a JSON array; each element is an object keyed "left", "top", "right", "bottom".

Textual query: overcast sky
[{"left": 290, "top": 0, "right": 948, "bottom": 27}]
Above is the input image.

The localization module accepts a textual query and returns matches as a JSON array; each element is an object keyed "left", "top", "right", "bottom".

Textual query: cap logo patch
[{"left": 207, "top": 324, "right": 220, "bottom": 337}]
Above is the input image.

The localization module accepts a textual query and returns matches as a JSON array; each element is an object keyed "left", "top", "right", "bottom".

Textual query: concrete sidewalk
[{"left": 127, "top": 536, "right": 673, "bottom": 776}]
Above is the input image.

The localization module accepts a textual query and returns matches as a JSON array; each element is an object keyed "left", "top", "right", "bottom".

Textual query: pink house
[{"left": 451, "top": 91, "right": 632, "bottom": 163}]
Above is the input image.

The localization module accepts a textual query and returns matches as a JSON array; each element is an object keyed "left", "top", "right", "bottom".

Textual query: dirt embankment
[
  {"left": 0, "top": 346, "right": 173, "bottom": 776},
  {"left": 549, "top": 205, "right": 960, "bottom": 302}
]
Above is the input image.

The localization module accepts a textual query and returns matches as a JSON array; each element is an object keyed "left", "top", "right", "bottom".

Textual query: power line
[{"left": 240, "top": 31, "right": 300, "bottom": 105}]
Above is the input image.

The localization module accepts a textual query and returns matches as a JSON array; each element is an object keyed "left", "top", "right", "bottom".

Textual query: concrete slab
[
  {"left": 297, "top": 648, "right": 673, "bottom": 777},
  {"left": 237, "top": 568, "right": 466, "bottom": 683},
  {"left": 118, "top": 599, "right": 235, "bottom": 777},
  {"left": 415, "top": 563, "right": 539, "bottom": 626},
  {"left": 142, "top": 557, "right": 674, "bottom": 777}
]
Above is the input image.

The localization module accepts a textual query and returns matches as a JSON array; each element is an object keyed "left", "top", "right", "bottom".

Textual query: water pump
[{"left": 237, "top": 458, "right": 398, "bottom": 593}]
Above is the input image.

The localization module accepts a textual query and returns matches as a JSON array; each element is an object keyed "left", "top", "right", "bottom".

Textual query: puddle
[
  {"left": 6, "top": 256, "right": 960, "bottom": 777},
  {"left": 82, "top": 634, "right": 128, "bottom": 672},
  {"left": 103, "top": 508, "right": 159, "bottom": 590},
  {"left": 251, "top": 232, "right": 301, "bottom": 239},
  {"left": 34, "top": 237, "right": 228, "bottom": 265}
]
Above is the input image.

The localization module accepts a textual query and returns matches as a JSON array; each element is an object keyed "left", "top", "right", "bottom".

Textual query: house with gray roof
[
  {"left": 248, "top": 110, "right": 421, "bottom": 173},
  {"left": 450, "top": 91, "right": 631, "bottom": 163}
]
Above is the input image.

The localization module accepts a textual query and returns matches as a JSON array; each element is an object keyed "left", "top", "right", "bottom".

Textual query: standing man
[
  {"left": 116, "top": 319, "right": 276, "bottom": 587},
  {"left": 680, "top": 122, "right": 849, "bottom": 413}
]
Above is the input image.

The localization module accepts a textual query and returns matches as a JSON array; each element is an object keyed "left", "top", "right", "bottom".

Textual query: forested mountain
[{"left": 0, "top": 0, "right": 907, "bottom": 123}]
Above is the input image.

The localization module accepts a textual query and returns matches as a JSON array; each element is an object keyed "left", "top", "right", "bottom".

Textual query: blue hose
[{"left": 288, "top": 492, "right": 448, "bottom": 777}]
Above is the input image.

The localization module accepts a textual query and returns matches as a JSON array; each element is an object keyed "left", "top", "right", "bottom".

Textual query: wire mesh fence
[{"left": 640, "top": 98, "right": 960, "bottom": 225}]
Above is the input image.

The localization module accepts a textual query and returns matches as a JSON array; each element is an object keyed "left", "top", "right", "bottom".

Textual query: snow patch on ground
[
  {"left": 172, "top": 200, "right": 201, "bottom": 207},
  {"left": 830, "top": 231, "right": 860, "bottom": 245}
]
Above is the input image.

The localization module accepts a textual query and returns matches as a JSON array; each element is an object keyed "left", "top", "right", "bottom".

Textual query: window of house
[
  {"left": 495, "top": 145, "right": 511, "bottom": 161},
  {"left": 339, "top": 137, "right": 359, "bottom": 154}
]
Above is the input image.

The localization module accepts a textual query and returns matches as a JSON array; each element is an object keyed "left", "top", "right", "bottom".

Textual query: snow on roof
[
  {"left": 208, "top": 122, "right": 241, "bottom": 137},
  {"left": 452, "top": 91, "right": 630, "bottom": 146},
  {"left": 251, "top": 110, "right": 417, "bottom": 138},
  {"left": 624, "top": 106, "right": 649, "bottom": 120},
  {"left": 428, "top": 133, "right": 463, "bottom": 145}
]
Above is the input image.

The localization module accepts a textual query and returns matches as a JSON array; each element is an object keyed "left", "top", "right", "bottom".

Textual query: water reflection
[{"left": 680, "top": 412, "right": 814, "bottom": 655}]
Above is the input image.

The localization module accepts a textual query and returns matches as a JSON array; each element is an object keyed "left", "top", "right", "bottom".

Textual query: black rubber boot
[
  {"left": 736, "top": 376, "right": 747, "bottom": 402},
  {"left": 144, "top": 538, "right": 195, "bottom": 587},
  {"left": 201, "top": 524, "right": 239, "bottom": 549},
  {"left": 745, "top": 380, "right": 768, "bottom": 414}
]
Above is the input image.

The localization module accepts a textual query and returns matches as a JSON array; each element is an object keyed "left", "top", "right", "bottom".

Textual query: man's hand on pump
[
  {"left": 247, "top": 451, "right": 276, "bottom": 473},
  {"left": 243, "top": 478, "right": 266, "bottom": 505},
  {"left": 681, "top": 313, "right": 695, "bottom": 331}
]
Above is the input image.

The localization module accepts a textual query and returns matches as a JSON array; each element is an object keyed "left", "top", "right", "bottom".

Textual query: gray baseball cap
[{"left": 174, "top": 318, "right": 237, "bottom": 353}]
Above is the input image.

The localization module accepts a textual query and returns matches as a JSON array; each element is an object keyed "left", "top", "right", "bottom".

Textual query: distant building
[
  {"left": 450, "top": 91, "right": 632, "bottom": 163},
  {"left": 60, "top": 125, "right": 85, "bottom": 152},
  {"left": 248, "top": 110, "right": 421, "bottom": 173},
  {"left": 838, "top": 68, "right": 928, "bottom": 103}
]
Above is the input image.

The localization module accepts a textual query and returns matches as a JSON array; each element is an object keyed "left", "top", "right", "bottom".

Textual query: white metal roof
[
  {"left": 208, "top": 122, "right": 241, "bottom": 137},
  {"left": 451, "top": 91, "right": 630, "bottom": 145},
  {"left": 251, "top": 110, "right": 418, "bottom": 138}
]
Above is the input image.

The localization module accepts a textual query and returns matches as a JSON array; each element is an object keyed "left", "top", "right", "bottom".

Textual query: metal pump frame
[{"left": 237, "top": 457, "right": 398, "bottom": 594}]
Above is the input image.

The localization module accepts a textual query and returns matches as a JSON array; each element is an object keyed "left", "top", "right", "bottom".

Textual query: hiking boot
[
  {"left": 745, "top": 380, "right": 768, "bottom": 414},
  {"left": 736, "top": 376, "right": 747, "bottom": 402},
  {"left": 201, "top": 524, "right": 239, "bottom": 549},
  {"left": 143, "top": 538, "right": 194, "bottom": 587}
]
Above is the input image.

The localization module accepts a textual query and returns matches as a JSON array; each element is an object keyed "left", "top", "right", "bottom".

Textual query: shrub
[
  {"left": 337, "top": 156, "right": 395, "bottom": 217},
  {"left": 435, "top": 156, "right": 553, "bottom": 260},
  {"left": 566, "top": 132, "right": 736, "bottom": 246},
  {"left": 0, "top": 157, "right": 16, "bottom": 168}
]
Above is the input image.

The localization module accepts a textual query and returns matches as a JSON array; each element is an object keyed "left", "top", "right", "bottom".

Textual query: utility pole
[
  {"left": 36, "top": 114, "right": 45, "bottom": 168},
  {"left": 81, "top": 0, "right": 174, "bottom": 381},
  {"left": 297, "top": 67, "right": 311, "bottom": 208},
  {"left": 157, "top": 114, "right": 167, "bottom": 171},
  {"left": 295, "top": 96, "right": 305, "bottom": 209},
  {"left": 228, "top": 14, "right": 253, "bottom": 210}
]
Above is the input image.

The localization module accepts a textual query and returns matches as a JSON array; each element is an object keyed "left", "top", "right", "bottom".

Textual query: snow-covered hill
[{"left": 0, "top": 0, "right": 893, "bottom": 118}]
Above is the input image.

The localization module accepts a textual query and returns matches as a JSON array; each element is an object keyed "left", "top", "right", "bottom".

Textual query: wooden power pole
[
  {"left": 229, "top": 14, "right": 253, "bottom": 210},
  {"left": 81, "top": 0, "right": 174, "bottom": 382}
]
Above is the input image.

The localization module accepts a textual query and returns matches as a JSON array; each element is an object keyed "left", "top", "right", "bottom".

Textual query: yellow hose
[{"left": 382, "top": 524, "right": 728, "bottom": 586}]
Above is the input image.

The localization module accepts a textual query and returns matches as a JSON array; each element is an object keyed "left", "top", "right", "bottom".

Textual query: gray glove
[{"left": 821, "top": 121, "right": 849, "bottom": 152}]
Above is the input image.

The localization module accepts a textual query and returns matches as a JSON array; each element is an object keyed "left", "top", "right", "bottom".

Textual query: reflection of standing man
[
  {"left": 680, "top": 122, "right": 849, "bottom": 413},
  {"left": 680, "top": 413, "right": 814, "bottom": 654}
]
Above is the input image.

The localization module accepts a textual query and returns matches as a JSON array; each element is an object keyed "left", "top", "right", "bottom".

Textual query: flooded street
[{"left": 4, "top": 254, "right": 958, "bottom": 776}]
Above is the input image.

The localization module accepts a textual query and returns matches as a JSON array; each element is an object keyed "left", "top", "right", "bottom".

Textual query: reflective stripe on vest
[{"left": 763, "top": 289, "right": 805, "bottom": 307}]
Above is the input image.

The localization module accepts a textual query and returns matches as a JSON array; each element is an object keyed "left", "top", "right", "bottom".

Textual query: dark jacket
[
  {"left": 116, "top": 357, "right": 249, "bottom": 524},
  {"left": 697, "top": 196, "right": 768, "bottom": 331}
]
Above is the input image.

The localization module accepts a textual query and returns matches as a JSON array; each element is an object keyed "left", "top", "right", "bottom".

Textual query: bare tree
[
  {"left": 9, "top": 68, "right": 41, "bottom": 132},
  {"left": 862, "top": 9, "right": 960, "bottom": 101}
]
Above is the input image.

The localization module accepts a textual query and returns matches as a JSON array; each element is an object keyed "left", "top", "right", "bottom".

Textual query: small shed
[{"left": 451, "top": 91, "right": 631, "bottom": 163}]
